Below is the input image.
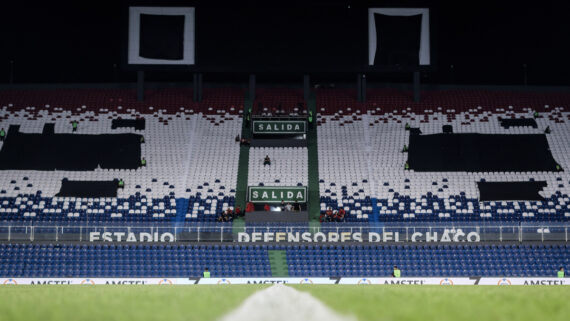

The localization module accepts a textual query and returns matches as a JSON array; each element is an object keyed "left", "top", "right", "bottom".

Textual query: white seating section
[
  {"left": 318, "top": 106, "right": 570, "bottom": 221},
  {"left": 0, "top": 103, "right": 240, "bottom": 222},
  {"left": 2, "top": 98, "right": 570, "bottom": 223},
  {"left": 248, "top": 147, "right": 308, "bottom": 186},
  {"left": 185, "top": 115, "right": 240, "bottom": 196},
  {"left": 185, "top": 115, "right": 240, "bottom": 220},
  {"left": 318, "top": 119, "right": 370, "bottom": 197}
]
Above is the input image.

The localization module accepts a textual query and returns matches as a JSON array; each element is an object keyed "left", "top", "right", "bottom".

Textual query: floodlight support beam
[
  {"left": 356, "top": 73, "right": 362, "bottom": 102},
  {"left": 193, "top": 73, "right": 203, "bottom": 102},
  {"left": 413, "top": 71, "right": 421, "bottom": 103},
  {"left": 137, "top": 71, "right": 144, "bottom": 102},
  {"left": 9, "top": 60, "right": 14, "bottom": 84},
  {"left": 249, "top": 74, "right": 256, "bottom": 101},
  {"left": 361, "top": 74, "right": 367, "bottom": 102},
  {"left": 193, "top": 73, "right": 198, "bottom": 102},
  {"left": 198, "top": 73, "right": 203, "bottom": 102},
  {"left": 303, "top": 74, "right": 310, "bottom": 101}
]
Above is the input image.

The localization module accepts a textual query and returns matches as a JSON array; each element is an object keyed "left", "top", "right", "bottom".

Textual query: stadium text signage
[
  {"left": 82, "top": 229, "right": 480, "bottom": 243},
  {"left": 89, "top": 232, "right": 174, "bottom": 242},
  {"left": 237, "top": 230, "right": 481, "bottom": 243},
  {"left": 252, "top": 120, "right": 306, "bottom": 134},
  {"left": 248, "top": 186, "right": 307, "bottom": 203}
]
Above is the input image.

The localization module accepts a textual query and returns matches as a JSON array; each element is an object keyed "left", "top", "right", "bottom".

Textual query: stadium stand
[
  {"left": 0, "top": 88, "right": 244, "bottom": 115},
  {"left": 1, "top": 88, "right": 570, "bottom": 226},
  {"left": 248, "top": 147, "right": 308, "bottom": 187},
  {"left": 318, "top": 88, "right": 570, "bottom": 223},
  {"left": 0, "top": 243, "right": 271, "bottom": 278},
  {"left": 0, "top": 243, "right": 567, "bottom": 278},
  {"left": 0, "top": 88, "right": 243, "bottom": 224},
  {"left": 1, "top": 88, "right": 570, "bottom": 224},
  {"left": 253, "top": 88, "right": 306, "bottom": 116},
  {"left": 0, "top": 87, "right": 569, "bottom": 280},
  {"left": 183, "top": 112, "right": 240, "bottom": 222},
  {"left": 286, "top": 244, "right": 570, "bottom": 277}
]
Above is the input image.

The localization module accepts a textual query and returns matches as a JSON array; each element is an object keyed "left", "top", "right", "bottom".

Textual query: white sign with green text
[{"left": 248, "top": 186, "right": 307, "bottom": 203}]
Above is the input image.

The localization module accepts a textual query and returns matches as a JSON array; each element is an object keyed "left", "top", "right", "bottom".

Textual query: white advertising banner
[
  {"left": 478, "top": 278, "right": 567, "bottom": 286},
  {"left": 1, "top": 277, "right": 567, "bottom": 285},
  {"left": 1, "top": 278, "right": 186, "bottom": 285},
  {"left": 339, "top": 277, "right": 477, "bottom": 285},
  {"left": 197, "top": 278, "right": 334, "bottom": 285}
]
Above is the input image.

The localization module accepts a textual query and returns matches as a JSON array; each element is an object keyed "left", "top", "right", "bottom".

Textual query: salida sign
[
  {"left": 252, "top": 120, "right": 306, "bottom": 134},
  {"left": 248, "top": 186, "right": 307, "bottom": 203}
]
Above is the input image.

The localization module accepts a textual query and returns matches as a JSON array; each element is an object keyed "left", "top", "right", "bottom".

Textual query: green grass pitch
[{"left": 0, "top": 285, "right": 568, "bottom": 321}]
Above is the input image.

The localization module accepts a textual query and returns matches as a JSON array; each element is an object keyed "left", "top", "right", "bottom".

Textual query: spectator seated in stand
[
  {"left": 320, "top": 207, "right": 335, "bottom": 222},
  {"left": 293, "top": 200, "right": 300, "bottom": 212},
  {"left": 217, "top": 208, "right": 235, "bottom": 222},
  {"left": 263, "top": 155, "right": 271, "bottom": 166},
  {"left": 334, "top": 208, "right": 346, "bottom": 222},
  {"left": 246, "top": 202, "right": 255, "bottom": 212}
]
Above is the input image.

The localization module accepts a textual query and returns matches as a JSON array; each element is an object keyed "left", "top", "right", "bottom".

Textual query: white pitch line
[{"left": 219, "top": 284, "right": 355, "bottom": 321}]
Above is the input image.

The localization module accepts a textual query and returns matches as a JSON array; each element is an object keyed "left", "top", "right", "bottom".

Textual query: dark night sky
[{"left": 0, "top": 0, "right": 569, "bottom": 85}]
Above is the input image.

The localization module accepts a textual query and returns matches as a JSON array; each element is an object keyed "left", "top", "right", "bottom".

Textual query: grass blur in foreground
[
  {"left": 0, "top": 285, "right": 568, "bottom": 321},
  {"left": 0, "top": 285, "right": 266, "bottom": 321},
  {"left": 296, "top": 285, "right": 569, "bottom": 321}
]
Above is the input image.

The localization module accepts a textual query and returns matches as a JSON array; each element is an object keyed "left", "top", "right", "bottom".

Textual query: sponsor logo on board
[
  {"left": 3, "top": 279, "right": 17, "bottom": 285},
  {"left": 217, "top": 279, "right": 231, "bottom": 284},
  {"left": 523, "top": 279, "right": 565, "bottom": 285},
  {"left": 383, "top": 279, "right": 426, "bottom": 285},
  {"left": 246, "top": 280, "right": 289, "bottom": 284},
  {"left": 358, "top": 278, "right": 372, "bottom": 285},
  {"left": 30, "top": 280, "right": 72, "bottom": 285},
  {"left": 440, "top": 278, "right": 454, "bottom": 285}
]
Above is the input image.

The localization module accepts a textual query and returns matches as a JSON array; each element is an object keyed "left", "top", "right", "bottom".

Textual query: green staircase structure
[
  {"left": 306, "top": 94, "right": 321, "bottom": 226},
  {"left": 232, "top": 94, "right": 253, "bottom": 234},
  {"left": 233, "top": 91, "right": 320, "bottom": 234},
  {"left": 268, "top": 250, "right": 289, "bottom": 277}
]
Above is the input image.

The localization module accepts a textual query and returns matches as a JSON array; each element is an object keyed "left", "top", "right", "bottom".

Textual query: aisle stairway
[
  {"left": 234, "top": 90, "right": 315, "bottom": 231},
  {"left": 233, "top": 95, "right": 253, "bottom": 233},
  {"left": 307, "top": 94, "right": 320, "bottom": 223},
  {"left": 268, "top": 250, "right": 289, "bottom": 277}
]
